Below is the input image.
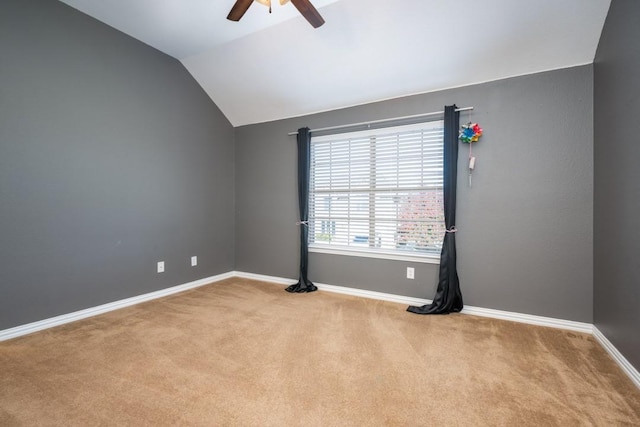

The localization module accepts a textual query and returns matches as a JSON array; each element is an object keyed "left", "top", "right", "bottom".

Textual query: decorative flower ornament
[
  {"left": 459, "top": 122, "right": 483, "bottom": 187},
  {"left": 459, "top": 122, "right": 483, "bottom": 143}
]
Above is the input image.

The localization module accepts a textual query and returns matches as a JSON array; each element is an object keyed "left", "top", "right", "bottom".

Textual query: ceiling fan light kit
[
  {"left": 227, "top": 0, "right": 325, "bottom": 28},
  {"left": 255, "top": 0, "right": 291, "bottom": 9}
]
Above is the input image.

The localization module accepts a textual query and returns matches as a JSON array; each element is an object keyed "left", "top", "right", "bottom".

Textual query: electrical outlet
[
  {"left": 157, "top": 261, "right": 165, "bottom": 273},
  {"left": 406, "top": 267, "right": 415, "bottom": 280},
  {"left": 191, "top": 256, "right": 197, "bottom": 267}
]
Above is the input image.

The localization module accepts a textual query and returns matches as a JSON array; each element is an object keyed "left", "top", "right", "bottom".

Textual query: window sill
[{"left": 309, "top": 246, "right": 441, "bottom": 264}]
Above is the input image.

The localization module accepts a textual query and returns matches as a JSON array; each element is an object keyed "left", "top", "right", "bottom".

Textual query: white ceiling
[{"left": 60, "top": 0, "right": 611, "bottom": 127}]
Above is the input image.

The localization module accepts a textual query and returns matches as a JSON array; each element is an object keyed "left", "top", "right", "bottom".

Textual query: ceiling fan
[{"left": 227, "top": 0, "right": 325, "bottom": 28}]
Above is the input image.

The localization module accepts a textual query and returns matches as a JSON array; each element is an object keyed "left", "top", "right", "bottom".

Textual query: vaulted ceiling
[{"left": 59, "top": 0, "right": 611, "bottom": 126}]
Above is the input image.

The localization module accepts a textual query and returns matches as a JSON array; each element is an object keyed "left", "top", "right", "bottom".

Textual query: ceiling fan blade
[
  {"left": 290, "top": 0, "right": 325, "bottom": 28},
  {"left": 227, "top": 0, "right": 254, "bottom": 21}
]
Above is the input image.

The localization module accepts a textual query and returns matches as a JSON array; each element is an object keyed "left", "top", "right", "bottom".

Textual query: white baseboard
[
  {"left": 1, "top": 269, "right": 637, "bottom": 390},
  {"left": 232, "top": 271, "right": 293, "bottom": 286},
  {"left": 0, "top": 272, "right": 234, "bottom": 342},
  {"left": 232, "top": 271, "right": 593, "bottom": 333},
  {"left": 460, "top": 305, "right": 592, "bottom": 333},
  {"left": 232, "top": 271, "right": 430, "bottom": 306},
  {"left": 593, "top": 326, "right": 640, "bottom": 389}
]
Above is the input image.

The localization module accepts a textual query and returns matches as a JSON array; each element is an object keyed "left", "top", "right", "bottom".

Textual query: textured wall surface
[
  {"left": 236, "top": 66, "right": 594, "bottom": 322},
  {"left": 594, "top": 0, "right": 640, "bottom": 369},
  {"left": 0, "top": 0, "right": 235, "bottom": 329}
]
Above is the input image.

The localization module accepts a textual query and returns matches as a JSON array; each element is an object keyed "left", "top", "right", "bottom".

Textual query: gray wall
[
  {"left": 594, "top": 0, "right": 640, "bottom": 369},
  {"left": 236, "top": 65, "right": 594, "bottom": 322},
  {"left": 0, "top": 0, "right": 235, "bottom": 329}
]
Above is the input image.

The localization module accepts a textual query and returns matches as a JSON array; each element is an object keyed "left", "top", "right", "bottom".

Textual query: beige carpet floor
[{"left": 1, "top": 277, "right": 639, "bottom": 426}]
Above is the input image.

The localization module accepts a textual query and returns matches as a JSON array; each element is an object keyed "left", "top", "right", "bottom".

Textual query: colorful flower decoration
[{"left": 459, "top": 122, "right": 483, "bottom": 143}]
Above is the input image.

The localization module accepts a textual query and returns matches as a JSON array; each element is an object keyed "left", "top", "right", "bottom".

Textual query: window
[{"left": 308, "top": 121, "right": 445, "bottom": 263}]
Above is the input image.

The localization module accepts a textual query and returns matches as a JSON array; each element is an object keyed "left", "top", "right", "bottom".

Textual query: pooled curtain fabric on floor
[
  {"left": 408, "top": 105, "right": 463, "bottom": 314},
  {"left": 286, "top": 127, "right": 317, "bottom": 293}
]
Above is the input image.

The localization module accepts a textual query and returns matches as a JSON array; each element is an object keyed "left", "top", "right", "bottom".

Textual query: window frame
[{"left": 307, "top": 120, "right": 445, "bottom": 264}]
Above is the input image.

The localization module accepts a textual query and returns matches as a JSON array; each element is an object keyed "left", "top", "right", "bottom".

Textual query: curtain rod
[{"left": 287, "top": 106, "right": 473, "bottom": 136}]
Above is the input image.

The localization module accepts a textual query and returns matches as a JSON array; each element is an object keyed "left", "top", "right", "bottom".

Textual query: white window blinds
[{"left": 309, "top": 121, "right": 445, "bottom": 259}]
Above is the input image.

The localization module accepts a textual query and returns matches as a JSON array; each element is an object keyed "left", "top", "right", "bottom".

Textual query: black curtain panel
[
  {"left": 286, "top": 127, "right": 318, "bottom": 293},
  {"left": 407, "top": 105, "right": 463, "bottom": 314}
]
